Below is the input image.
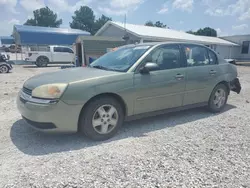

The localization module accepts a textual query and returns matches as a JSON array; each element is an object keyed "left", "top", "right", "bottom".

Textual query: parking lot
[{"left": 0, "top": 64, "right": 250, "bottom": 187}]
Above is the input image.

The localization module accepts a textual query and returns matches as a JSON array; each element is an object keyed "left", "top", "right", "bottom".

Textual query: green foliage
[
  {"left": 93, "top": 15, "right": 112, "bottom": 35},
  {"left": 70, "top": 6, "right": 111, "bottom": 35},
  {"left": 145, "top": 21, "right": 167, "bottom": 28},
  {"left": 187, "top": 27, "right": 217, "bottom": 37},
  {"left": 24, "top": 7, "right": 62, "bottom": 28},
  {"left": 70, "top": 6, "right": 95, "bottom": 34},
  {"left": 145, "top": 21, "right": 154, "bottom": 27}
]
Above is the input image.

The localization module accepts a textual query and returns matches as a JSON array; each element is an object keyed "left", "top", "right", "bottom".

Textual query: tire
[
  {"left": 79, "top": 96, "right": 124, "bottom": 141},
  {"left": 36, "top": 56, "right": 49, "bottom": 67},
  {"left": 208, "top": 84, "right": 229, "bottom": 113},
  {"left": 0, "top": 65, "right": 9, "bottom": 73}
]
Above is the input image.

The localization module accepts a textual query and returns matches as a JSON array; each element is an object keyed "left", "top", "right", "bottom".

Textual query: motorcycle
[{"left": 0, "top": 53, "right": 12, "bottom": 73}]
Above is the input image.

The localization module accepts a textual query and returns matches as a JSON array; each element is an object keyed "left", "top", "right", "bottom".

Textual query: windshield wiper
[
  {"left": 91, "top": 65, "right": 123, "bottom": 72},
  {"left": 91, "top": 65, "right": 109, "bottom": 70}
]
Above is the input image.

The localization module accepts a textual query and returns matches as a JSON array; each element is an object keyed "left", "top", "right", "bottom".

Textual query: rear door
[
  {"left": 52, "top": 47, "right": 63, "bottom": 63},
  {"left": 182, "top": 44, "right": 220, "bottom": 105},
  {"left": 133, "top": 44, "right": 186, "bottom": 114},
  {"left": 53, "top": 47, "right": 74, "bottom": 63},
  {"left": 62, "top": 47, "right": 74, "bottom": 63}
]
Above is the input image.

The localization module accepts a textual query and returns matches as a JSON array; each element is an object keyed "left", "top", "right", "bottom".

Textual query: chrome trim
[{"left": 19, "top": 90, "right": 58, "bottom": 104}]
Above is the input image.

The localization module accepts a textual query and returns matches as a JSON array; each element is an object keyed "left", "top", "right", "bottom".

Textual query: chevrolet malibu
[{"left": 17, "top": 42, "right": 241, "bottom": 140}]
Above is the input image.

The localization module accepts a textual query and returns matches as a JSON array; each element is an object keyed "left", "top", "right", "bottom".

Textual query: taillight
[{"left": 28, "top": 53, "right": 32, "bottom": 57}]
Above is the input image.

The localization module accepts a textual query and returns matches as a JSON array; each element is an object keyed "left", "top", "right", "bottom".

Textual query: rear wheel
[
  {"left": 0, "top": 65, "right": 9, "bottom": 73},
  {"left": 79, "top": 97, "right": 124, "bottom": 141},
  {"left": 208, "top": 84, "right": 229, "bottom": 113},
  {"left": 36, "top": 56, "right": 48, "bottom": 67}
]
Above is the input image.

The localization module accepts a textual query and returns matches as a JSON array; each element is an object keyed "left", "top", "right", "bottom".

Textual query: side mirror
[{"left": 139, "top": 62, "right": 159, "bottom": 74}]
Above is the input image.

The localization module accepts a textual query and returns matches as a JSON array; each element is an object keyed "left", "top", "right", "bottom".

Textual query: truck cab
[{"left": 26, "top": 45, "right": 75, "bottom": 67}]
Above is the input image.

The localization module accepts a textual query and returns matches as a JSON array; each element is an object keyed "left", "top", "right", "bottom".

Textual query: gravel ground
[{"left": 0, "top": 64, "right": 250, "bottom": 188}]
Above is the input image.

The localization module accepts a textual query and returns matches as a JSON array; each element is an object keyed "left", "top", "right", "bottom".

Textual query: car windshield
[{"left": 90, "top": 45, "right": 152, "bottom": 72}]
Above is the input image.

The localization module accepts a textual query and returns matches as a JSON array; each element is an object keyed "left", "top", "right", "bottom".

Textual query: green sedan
[{"left": 17, "top": 42, "right": 241, "bottom": 140}]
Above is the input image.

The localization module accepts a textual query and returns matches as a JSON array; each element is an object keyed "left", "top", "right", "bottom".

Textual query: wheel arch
[
  {"left": 216, "top": 81, "right": 230, "bottom": 94},
  {"left": 36, "top": 55, "right": 49, "bottom": 63},
  {"left": 77, "top": 92, "right": 128, "bottom": 131}
]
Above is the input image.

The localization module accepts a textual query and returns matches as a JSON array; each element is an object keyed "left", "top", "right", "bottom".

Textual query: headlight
[{"left": 32, "top": 83, "right": 68, "bottom": 99}]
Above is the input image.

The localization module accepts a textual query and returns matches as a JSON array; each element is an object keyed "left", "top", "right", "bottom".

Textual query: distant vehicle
[
  {"left": 17, "top": 42, "right": 241, "bottom": 140},
  {"left": 225, "top": 59, "right": 236, "bottom": 65},
  {"left": 6, "top": 45, "right": 21, "bottom": 53},
  {"left": 0, "top": 53, "right": 12, "bottom": 73},
  {"left": 25, "top": 45, "right": 75, "bottom": 67}
]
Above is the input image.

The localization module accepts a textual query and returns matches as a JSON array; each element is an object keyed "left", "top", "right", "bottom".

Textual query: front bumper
[
  {"left": 17, "top": 91, "right": 83, "bottom": 133},
  {"left": 230, "top": 78, "right": 241, "bottom": 94}
]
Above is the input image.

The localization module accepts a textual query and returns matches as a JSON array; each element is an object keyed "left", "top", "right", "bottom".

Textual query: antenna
[
  {"left": 122, "top": 13, "right": 129, "bottom": 42},
  {"left": 124, "top": 14, "right": 126, "bottom": 31}
]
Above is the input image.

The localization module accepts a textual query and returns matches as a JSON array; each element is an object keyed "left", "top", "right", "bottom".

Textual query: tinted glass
[
  {"left": 54, "top": 47, "right": 62, "bottom": 52},
  {"left": 241, "top": 41, "right": 249, "bottom": 54},
  {"left": 63, "top": 48, "right": 74, "bottom": 53},
  {"left": 90, "top": 45, "right": 151, "bottom": 72},
  {"left": 144, "top": 45, "right": 181, "bottom": 70},
  {"left": 183, "top": 45, "right": 209, "bottom": 67},
  {"left": 208, "top": 50, "right": 217, "bottom": 65}
]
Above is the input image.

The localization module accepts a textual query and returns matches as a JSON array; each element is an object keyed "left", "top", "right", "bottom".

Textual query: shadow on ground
[
  {"left": 11, "top": 104, "right": 236, "bottom": 156},
  {"left": 237, "top": 62, "right": 250, "bottom": 67},
  {"left": 22, "top": 64, "right": 74, "bottom": 68}
]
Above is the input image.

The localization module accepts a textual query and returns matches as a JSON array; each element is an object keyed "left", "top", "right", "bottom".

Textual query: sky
[{"left": 0, "top": 0, "right": 250, "bottom": 37}]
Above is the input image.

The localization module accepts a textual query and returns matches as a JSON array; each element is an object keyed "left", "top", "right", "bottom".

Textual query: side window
[
  {"left": 63, "top": 48, "right": 74, "bottom": 53},
  {"left": 208, "top": 50, "right": 218, "bottom": 65},
  {"left": 145, "top": 45, "right": 181, "bottom": 70},
  {"left": 54, "top": 47, "right": 62, "bottom": 52},
  {"left": 241, "top": 41, "right": 249, "bottom": 54},
  {"left": 183, "top": 45, "right": 209, "bottom": 67}
]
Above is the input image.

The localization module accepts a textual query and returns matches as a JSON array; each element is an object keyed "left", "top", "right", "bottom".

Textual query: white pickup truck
[{"left": 26, "top": 45, "right": 75, "bottom": 67}]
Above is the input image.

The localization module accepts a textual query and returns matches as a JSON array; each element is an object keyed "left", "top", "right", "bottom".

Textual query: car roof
[{"left": 122, "top": 41, "right": 209, "bottom": 48}]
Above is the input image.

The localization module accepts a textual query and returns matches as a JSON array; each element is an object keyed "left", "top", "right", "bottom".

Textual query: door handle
[
  {"left": 175, "top": 74, "right": 184, "bottom": 80},
  {"left": 209, "top": 70, "right": 217, "bottom": 75}
]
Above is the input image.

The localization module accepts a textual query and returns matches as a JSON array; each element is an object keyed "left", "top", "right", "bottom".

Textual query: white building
[
  {"left": 95, "top": 21, "right": 238, "bottom": 53},
  {"left": 217, "top": 35, "right": 250, "bottom": 61}
]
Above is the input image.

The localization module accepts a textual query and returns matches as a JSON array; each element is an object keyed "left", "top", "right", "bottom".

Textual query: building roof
[
  {"left": 13, "top": 25, "right": 90, "bottom": 45},
  {"left": 0, "top": 36, "right": 14, "bottom": 45},
  {"left": 95, "top": 21, "right": 238, "bottom": 46},
  {"left": 14, "top": 25, "right": 89, "bottom": 35},
  {"left": 76, "top": 36, "right": 125, "bottom": 42}
]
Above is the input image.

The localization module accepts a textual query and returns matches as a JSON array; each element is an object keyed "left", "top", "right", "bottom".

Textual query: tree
[
  {"left": 186, "top": 30, "right": 196, "bottom": 34},
  {"left": 145, "top": 21, "right": 154, "bottom": 27},
  {"left": 145, "top": 21, "right": 167, "bottom": 28},
  {"left": 186, "top": 27, "right": 217, "bottom": 37},
  {"left": 24, "top": 7, "right": 62, "bottom": 27},
  {"left": 93, "top": 15, "right": 112, "bottom": 35},
  {"left": 154, "top": 21, "right": 167, "bottom": 28},
  {"left": 70, "top": 6, "right": 95, "bottom": 35}
]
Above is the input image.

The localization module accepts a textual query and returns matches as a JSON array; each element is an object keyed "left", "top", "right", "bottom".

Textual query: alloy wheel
[
  {"left": 213, "top": 88, "right": 226, "bottom": 108},
  {"left": 92, "top": 105, "right": 119, "bottom": 134}
]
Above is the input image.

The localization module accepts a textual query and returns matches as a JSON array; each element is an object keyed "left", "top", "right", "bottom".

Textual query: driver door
[{"left": 133, "top": 44, "right": 186, "bottom": 115}]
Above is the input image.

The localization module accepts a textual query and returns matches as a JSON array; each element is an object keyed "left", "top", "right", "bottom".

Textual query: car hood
[{"left": 24, "top": 67, "right": 121, "bottom": 90}]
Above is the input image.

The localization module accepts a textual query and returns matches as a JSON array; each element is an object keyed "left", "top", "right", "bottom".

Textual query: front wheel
[
  {"left": 79, "top": 97, "right": 124, "bottom": 141},
  {"left": 208, "top": 84, "right": 229, "bottom": 113},
  {"left": 0, "top": 65, "right": 9, "bottom": 73}
]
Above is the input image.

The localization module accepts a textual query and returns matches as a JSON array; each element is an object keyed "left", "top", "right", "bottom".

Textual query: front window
[{"left": 90, "top": 45, "right": 151, "bottom": 72}]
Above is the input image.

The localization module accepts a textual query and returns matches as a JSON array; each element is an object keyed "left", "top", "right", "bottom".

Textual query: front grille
[{"left": 22, "top": 87, "right": 32, "bottom": 96}]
